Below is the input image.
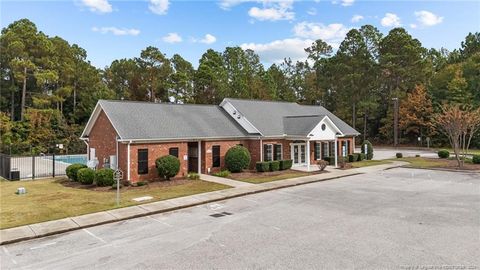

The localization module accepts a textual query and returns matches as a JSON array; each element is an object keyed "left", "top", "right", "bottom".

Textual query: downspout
[
  {"left": 259, "top": 137, "right": 263, "bottom": 162},
  {"left": 82, "top": 138, "right": 90, "bottom": 161},
  {"left": 116, "top": 136, "right": 119, "bottom": 170},
  {"left": 334, "top": 136, "right": 338, "bottom": 168},
  {"left": 197, "top": 140, "right": 202, "bottom": 174},
  {"left": 127, "top": 140, "right": 131, "bottom": 181}
]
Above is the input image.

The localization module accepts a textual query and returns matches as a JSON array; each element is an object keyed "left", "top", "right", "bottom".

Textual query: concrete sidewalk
[{"left": 0, "top": 161, "right": 407, "bottom": 245}]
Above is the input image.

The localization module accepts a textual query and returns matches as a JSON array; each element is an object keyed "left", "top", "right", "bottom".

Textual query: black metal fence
[{"left": 0, "top": 154, "right": 87, "bottom": 180}]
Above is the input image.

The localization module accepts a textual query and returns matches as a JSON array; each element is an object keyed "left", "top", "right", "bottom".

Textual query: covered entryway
[
  {"left": 188, "top": 142, "right": 199, "bottom": 173},
  {"left": 291, "top": 143, "right": 306, "bottom": 166}
]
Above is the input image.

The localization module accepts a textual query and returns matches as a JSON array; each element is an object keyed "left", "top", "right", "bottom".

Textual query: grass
[
  {"left": 350, "top": 160, "right": 392, "bottom": 168},
  {"left": 435, "top": 148, "right": 480, "bottom": 155},
  {"left": 394, "top": 157, "right": 449, "bottom": 168},
  {"left": 230, "top": 171, "right": 312, "bottom": 184},
  {"left": 0, "top": 178, "right": 229, "bottom": 229}
]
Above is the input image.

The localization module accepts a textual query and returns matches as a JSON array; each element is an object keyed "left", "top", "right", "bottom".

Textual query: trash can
[{"left": 10, "top": 170, "right": 20, "bottom": 181}]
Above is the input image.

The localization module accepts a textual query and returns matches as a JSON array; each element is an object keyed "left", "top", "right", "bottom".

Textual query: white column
[
  {"left": 197, "top": 140, "right": 202, "bottom": 174},
  {"left": 334, "top": 138, "right": 338, "bottom": 168},
  {"left": 127, "top": 141, "right": 131, "bottom": 181},
  {"left": 352, "top": 136, "right": 356, "bottom": 153},
  {"left": 260, "top": 138, "right": 263, "bottom": 162},
  {"left": 306, "top": 140, "right": 310, "bottom": 171}
]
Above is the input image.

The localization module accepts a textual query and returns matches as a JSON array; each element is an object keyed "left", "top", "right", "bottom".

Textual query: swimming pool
[{"left": 50, "top": 155, "right": 88, "bottom": 165}]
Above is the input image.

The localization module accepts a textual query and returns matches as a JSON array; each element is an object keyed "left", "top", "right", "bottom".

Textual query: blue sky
[{"left": 2, "top": 0, "right": 479, "bottom": 68}]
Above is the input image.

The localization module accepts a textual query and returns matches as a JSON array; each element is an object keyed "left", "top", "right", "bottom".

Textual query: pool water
[{"left": 52, "top": 155, "right": 88, "bottom": 165}]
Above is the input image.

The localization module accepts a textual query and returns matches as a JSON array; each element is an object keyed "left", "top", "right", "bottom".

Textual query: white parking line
[
  {"left": 82, "top": 229, "right": 107, "bottom": 244},
  {"left": 30, "top": 242, "right": 57, "bottom": 250},
  {"left": 2, "top": 246, "right": 17, "bottom": 265},
  {"left": 272, "top": 226, "right": 281, "bottom": 231},
  {"left": 147, "top": 216, "right": 173, "bottom": 227}
]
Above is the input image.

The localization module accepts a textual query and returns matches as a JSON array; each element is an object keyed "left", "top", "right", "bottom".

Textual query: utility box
[{"left": 10, "top": 170, "right": 20, "bottom": 181}]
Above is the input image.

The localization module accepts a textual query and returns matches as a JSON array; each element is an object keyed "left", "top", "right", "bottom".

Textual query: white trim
[
  {"left": 306, "top": 139, "right": 310, "bottom": 171},
  {"left": 334, "top": 137, "right": 338, "bottom": 168},
  {"left": 291, "top": 142, "right": 307, "bottom": 166},
  {"left": 81, "top": 101, "right": 123, "bottom": 140},
  {"left": 127, "top": 141, "right": 131, "bottom": 181},
  {"left": 307, "top": 115, "right": 343, "bottom": 139},
  {"left": 197, "top": 140, "right": 202, "bottom": 174}
]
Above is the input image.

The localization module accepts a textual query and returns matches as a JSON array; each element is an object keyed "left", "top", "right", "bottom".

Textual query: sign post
[{"left": 114, "top": 169, "right": 123, "bottom": 206}]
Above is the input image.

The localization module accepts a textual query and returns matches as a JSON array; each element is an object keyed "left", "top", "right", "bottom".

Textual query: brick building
[{"left": 81, "top": 98, "right": 359, "bottom": 183}]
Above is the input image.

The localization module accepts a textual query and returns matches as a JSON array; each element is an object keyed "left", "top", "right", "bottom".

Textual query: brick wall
[
  {"left": 88, "top": 111, "right": 118, "bottom": 169},
  {"left": 203, "top": 140, "right": 245, "bottom": 173}
]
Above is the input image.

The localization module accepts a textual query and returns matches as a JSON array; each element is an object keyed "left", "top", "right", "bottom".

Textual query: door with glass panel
[{"left": 291, "top": 143, "right": 306, "bottom": 165}]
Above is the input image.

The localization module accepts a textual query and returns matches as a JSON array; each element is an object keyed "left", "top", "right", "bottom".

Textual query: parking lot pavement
[
  {"left": 1, "top": 168, "right": 478, "bottom": 269},
  {"left": 357, "top": 147, "right": 439, "bottom": 160}
]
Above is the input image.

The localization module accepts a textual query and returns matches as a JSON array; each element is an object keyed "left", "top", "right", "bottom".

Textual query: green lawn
[
  {"left": 229, "top": 171, "right": 312, "bottom": 184},
  {"left": 0, "top": 178, "right": 229, "bottom": 229},
  {"left": 394, "top": 157, "right": 449, "bottom": 168},
  {"left": 435, "top": 148, "right": 480, "bottom": 155},
  {"left": 351, "top": 160, "right": 392, "bottom": 168}
]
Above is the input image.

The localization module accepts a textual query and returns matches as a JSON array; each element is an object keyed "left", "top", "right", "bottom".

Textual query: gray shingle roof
[
  {"left": 283, "top": 115, "right": 325, "bottom": 136},
  {"left": 223, "top": 98, "right": 360, "bottom": 136},
  {"left": 97, "top": 100, "right": 249, "bottom": 140}
]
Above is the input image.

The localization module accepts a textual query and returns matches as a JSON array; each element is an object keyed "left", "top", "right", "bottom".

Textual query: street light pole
[{"left": 392, "top": 97, "right": 399, "bottom": 147}]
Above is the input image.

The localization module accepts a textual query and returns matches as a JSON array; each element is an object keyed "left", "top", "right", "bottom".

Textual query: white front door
[{"left": 291, "top": 143, "right": 306, "bottom": 165}]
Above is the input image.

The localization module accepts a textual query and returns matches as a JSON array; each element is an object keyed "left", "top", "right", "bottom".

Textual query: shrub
[
  {"left": 438, "top": 149, "right": 450, "bottom": 159},
  {"left": 66, "top": 163, "right": 87, "bottom": 181},
  {"left": 225, "top": 146, "right": 251, "bottom": 173},
  {"left": 136, "top": 181, "right": 148, "bottom": 186},
  {"left": 415, "top": 154, "right": 421, "bottom": 157},
  {"left": 323, "top": 156, "right": 331, "bottom": 165},
  {"left": 473, "top": 155, "right": 480, "bottom": 164},
  {"left": 187, "top": 172, "right": 200, "bottom": 180},
  {"left": 156, "top": 155, "right": 180, "bottom": 180},
  {"left": 112, "top": 182, "right": 123, "bottom": 189},
  {"left": 361, "top": 140, "right": 374, "bottom": 160},
  {"left": 256, "top": 162, "right": 270, "bottom": 172},
  {"left": 396, "top": 153, "right": 403, "bottom": 158},
  {"left": 353, "top": 153, "right": 360, "bottom": 162},
  {"left": 95, "top": 168, "right": 115, "bottom": 187},
  {"left": 348, "top": 154, "right": 355, "bottom": 162},
  {"left": 317, "top": 160, "right": 328, "bottom": 171},
  {"left": 359, "top": 153, "right": 366, "bottom": 161},
  {"left": 77, "top": 168, "right": 95, "bottom": 185},
  {"left": 213, "top": 170, "right": 230, "bottom": 177},
  {"left": 279, "top": 159, "right": 293, "bottom": 170},
  {"left": 269, "top": 161, "right": 280, "bottom": 171}
]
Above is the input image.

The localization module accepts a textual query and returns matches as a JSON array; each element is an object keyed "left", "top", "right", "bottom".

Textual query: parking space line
[
  {"left": 82, "top": 229, "right": 107, "bottom": 244},
  {"left": 30, "top": 241, "right": 58, "bottom": 250},
  {"left": 2, "top": 246, "right": 17, "bottom": 265},
  {"left": 147, "top": 216, "right": 173, "bottom": 227}
]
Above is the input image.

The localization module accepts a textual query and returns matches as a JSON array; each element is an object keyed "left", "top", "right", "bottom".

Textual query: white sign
[
  {"left": 364, "top": 144, "right": 368, "bottom": 155},
  {"left": 183, "top": 154, "right": 188, "bottom": 161}
]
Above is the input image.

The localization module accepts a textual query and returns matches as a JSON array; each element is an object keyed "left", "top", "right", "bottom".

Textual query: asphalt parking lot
[{"left": 1, "top": 167, "right": 479, "bottom": 269}]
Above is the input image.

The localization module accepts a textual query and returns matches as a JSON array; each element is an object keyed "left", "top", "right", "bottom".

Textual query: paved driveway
[{"left": 1, "top": 168, "right": 478, "bottom": 269}]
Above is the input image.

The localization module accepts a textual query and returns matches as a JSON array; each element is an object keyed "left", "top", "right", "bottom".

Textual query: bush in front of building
[
  {"left": 95, "top": 168, "right": 115, "bottom": 186},
  {"left": 396, "top": 153, "right": 403, "bottom": 158},
  {"left": 323, "top": 156, "right": 331, "bottom": 165},
  {"left": 225, "top": 145, "right": 251, "bottom": 173},
  {"left": 279, "top": 159, "right": 293, "bottom": 170},
  {"left": 438, "top": 149, "right": 450, "bottom": 159},
  {"left": 156, "top": 155, "right": 180, "bottom": 180},
  {"left": 317, "top": 160, "right": 328, "bottom": 171},
  {"left": 348, "top": 154, "right": 355, "bottom": 162},
  {"left": 361, "top": 140, "right": 374, "bottom": 160},
  {"left": 187, "top": 172, "right": 200, "bottom": 180},
  {"left": 269, "top": 161, "right": 280, "bottom": 171},
  {"left": 66, "top": 163, "right": 87, "bottom": 181},
  {"left": 353, "top": 153, "right": 360, "bottom": 162},
  {"left": 359, "top": 153, "right": 366, "bottom": 161},
  {"left": 256, "top": 162, "right": 270, "bottom": 172},
  {"left": 213, "top": 170, "right": 230, "bottom": 177},
  {"left": 77, "top": 168, "right": 95, "bottom": 185},
  {"left": 473, "top": 155, "right": 480, "bottom": 164}
]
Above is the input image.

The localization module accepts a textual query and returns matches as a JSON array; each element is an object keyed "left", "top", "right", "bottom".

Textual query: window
[
  {"left": 314, "top": 142, "right": 321, "bottom": 160},
  {"left": 263, "top": 144, "right": 273, "bottom": 161},
  {"left": 212, "top": 145, "right": 220, "bottom": 167},
  {"left": 169, "top": 147, "right": 179, "bottom": 158},
  {"left": 274, "top": 144, "right": 282, "bottom": 160},
  {"left": 321, "top": 124, "right": 326, "bottom": 131},
  {"left": 138, "top": 149, "right": 148, "bottom": 174}
]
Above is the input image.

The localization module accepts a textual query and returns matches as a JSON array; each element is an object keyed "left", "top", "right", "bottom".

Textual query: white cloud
[
  {"left": 149, "top": 0, "right": 169, "bottom": 15},
  {"left": 293, "top": 22, "right": 349, "bottom": 43},
  {"left": 381, "top": 13, "right": 401, "bottom": 27},
  {"left": 414, "top": 10, "right": 443, "bottom": 27},
  {"left": 219, "top": 0, "right": 250, "bottom": 10},
  {"left": 162, "top": 32, "right": 182, "bottom": 43},
  {"left": 410, "top": 23, "right": 417, "bottom": 29},
  {"left": 332, "top": 0, "right": 354, "bottom": 7},
  {"left": 81, "top": 0, "right": 112, "bottom": 13},
  {"left": 199, "top": 34, "right": 217, "bottom": 44},
  {"left": 241, "top": 38, "right": 313, "bottom": 64},
  {"left": 248, "top": 0, "right": 295, "bottom": 21},
  {"left": 307, "top": 8, "right": 317, "bottom": 16},
  {"left": 92, "top": 27, "right": 140, "bottom": 36},
  {"left": 351, "top": 14, "right": 364, "bottom": 23}
]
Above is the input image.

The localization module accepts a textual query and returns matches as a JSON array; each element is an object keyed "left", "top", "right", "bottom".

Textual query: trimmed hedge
[
  {"left": 187, "top": 172, "right": 200, "bottom": 180},
  {"left": 156, "top": 155, "right": 180, "bottom": 180},
  {"left": 359, "top": 153, "right": 366, "bottom": 161},
  {"left": 66, "top": 163, "right": 87, "bottom": 181},
  {"left": 353, "top": 153, "right": 360, "bottom": 162},
  {"left": 361, "top": 140, "right": 374, "bottom": 160},
  {"left": 225, "top": 146, "right": 251, "bottom": 173},
  {"left": 348, "top": 154, "right": 355, "bottom": 162},
  {"left": 279, "top": 159, "right": 293, "bottom": 170},
  {"left": 256, "top": 162, "right": 270, "bottom": 172},
  {"left": 396, "top": 153, "right": 403, "bottom": 158},
  {"left": 95, "top": 168, "right": 114, "bottom": 187},
  {"left": 269, "top": 161, "right": 280, "bottom": 171},
  {"left": 438, "top": 149, "right": 450, "bottom": 159},
  {"left": 77, "top": 168, "right": 95, "bottom": 185},
  {"left": 473, "top": 155, "right": 480, "bottom": 164}
]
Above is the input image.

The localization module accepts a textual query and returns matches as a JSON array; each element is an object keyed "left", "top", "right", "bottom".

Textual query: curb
[
  {"left": 0, "top": 171, "right": 363, "bottom": 246},
  {"left": 400, "top": 166, "right": 480, "bottom": 174}
]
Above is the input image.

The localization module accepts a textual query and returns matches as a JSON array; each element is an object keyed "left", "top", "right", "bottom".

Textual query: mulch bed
[
  {"left": 228, "top": 169, "right": 324, "bottom": 180},
  {"left": 57, "top": 178, "right": 191, "bottom": 192}
]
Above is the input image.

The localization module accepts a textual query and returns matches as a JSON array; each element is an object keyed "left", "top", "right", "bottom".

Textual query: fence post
[
  {"left": 32, "top": 155, "right": 35, "bottom": 180},
  {"left": 52, "top": 152, "right": 55, "bottom": 178}
]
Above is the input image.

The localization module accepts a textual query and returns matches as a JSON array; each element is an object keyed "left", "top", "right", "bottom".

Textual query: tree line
[{"left": 1, "top": 19, "right": 479, "bottom": 154}]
